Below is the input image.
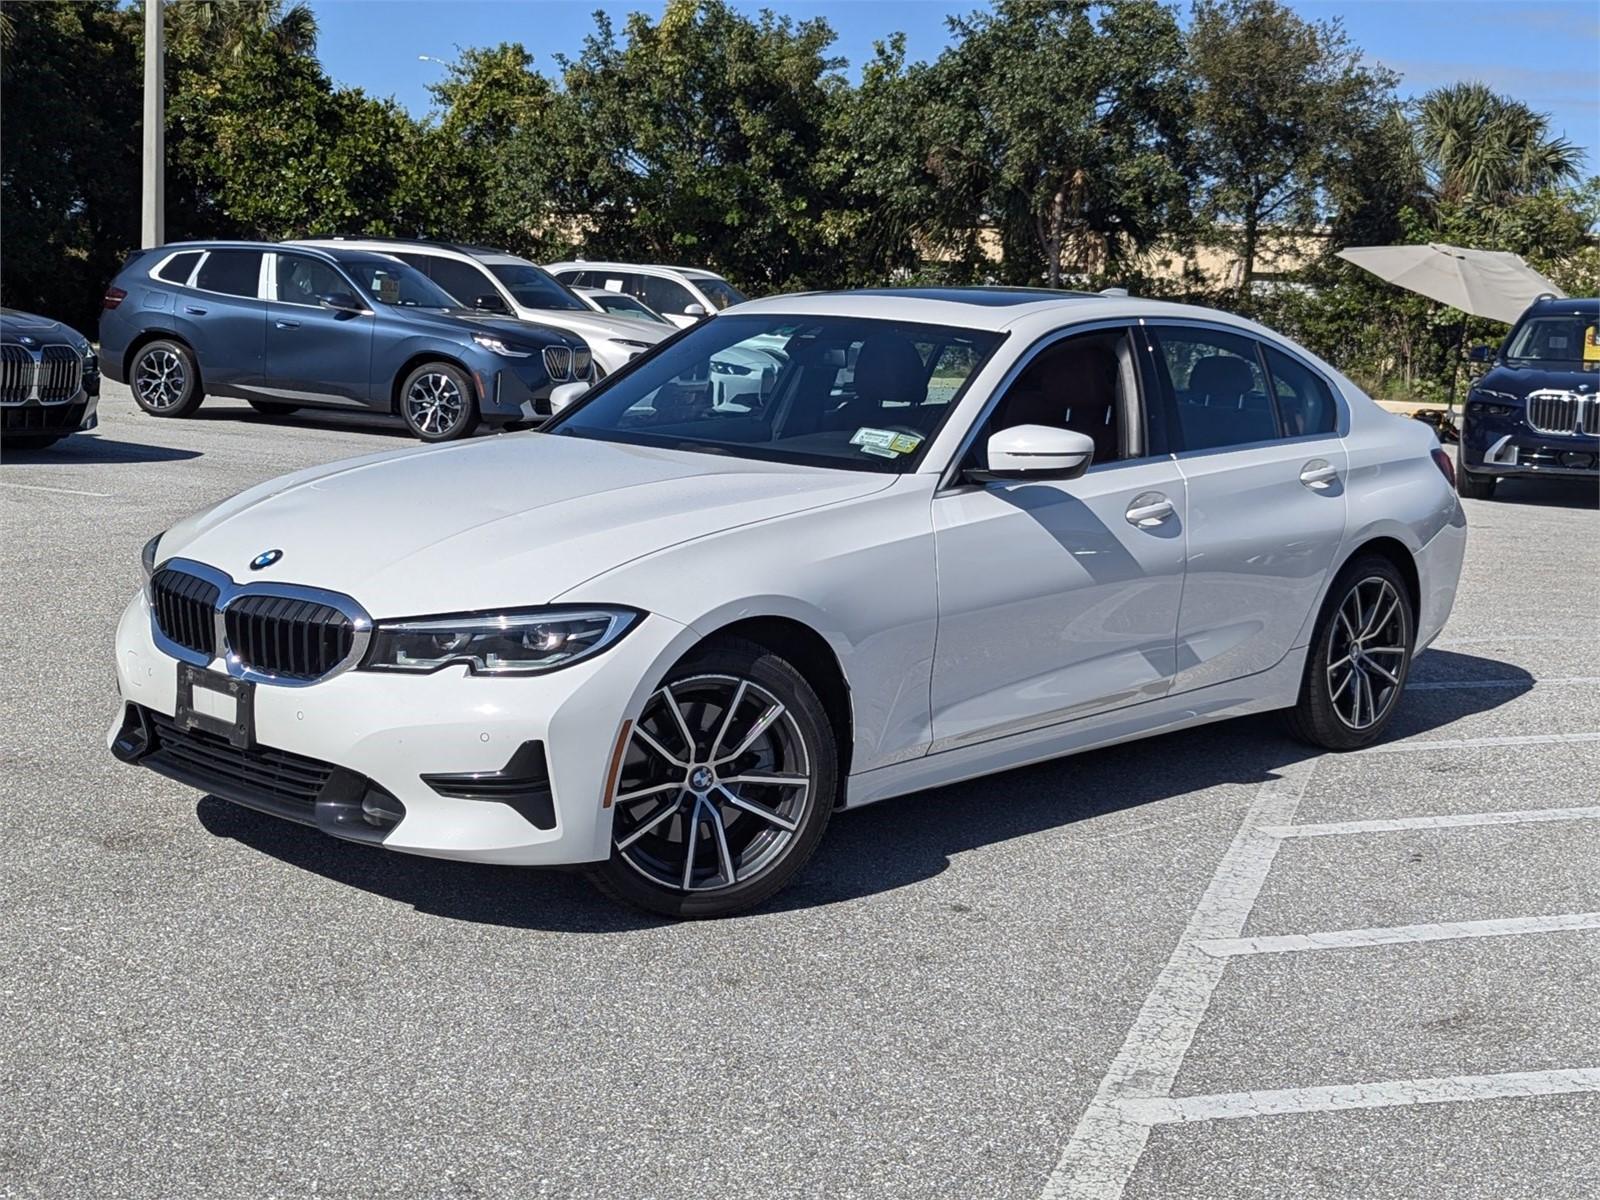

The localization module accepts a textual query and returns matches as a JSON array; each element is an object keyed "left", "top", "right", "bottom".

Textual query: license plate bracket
[{"left": 174, "top": 664, "right": 255, "bottom": 749}]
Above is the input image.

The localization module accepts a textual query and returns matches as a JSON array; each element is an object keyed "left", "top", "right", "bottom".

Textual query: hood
[
  {"left": 157, "top": 435, "right": 892, "bottom": 617},
  {"left": 1479, "top": 363, "right": 1600, "bottom": 397},
  {"left": 395, "top": 306, "right": 580, "bottom": 348},
  {"left": 0, "top": 308, "right": 88, "bottom": 347},
  {"left": 514, "top": 306, "right": 669, "bottom": 346}
]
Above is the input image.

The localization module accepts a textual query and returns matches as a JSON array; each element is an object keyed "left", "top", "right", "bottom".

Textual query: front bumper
[
  {"left": 1461, "top": 411, "right": 1598, "bottom": 478},
  {"left": 1, "top": 387, "right": 100, "bottom": 438},
  {"left": 108, "top": 589, "right": 691, "bottom": 865}
]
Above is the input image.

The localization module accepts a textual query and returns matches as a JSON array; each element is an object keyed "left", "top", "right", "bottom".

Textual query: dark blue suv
[
  {"left": 99, "top": 241, "right": 593, "bottom": 441},
  {"left": 1459, "top": 296, "right": 1599, "bottom": 499}
]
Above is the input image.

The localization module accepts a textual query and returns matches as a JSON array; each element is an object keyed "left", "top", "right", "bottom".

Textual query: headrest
[
  {"left": 852, "top": 334, "right": 926, "bottom": 408},
  {"left": 1188, "top": 355, "right": 1255, "bottom": 402}
]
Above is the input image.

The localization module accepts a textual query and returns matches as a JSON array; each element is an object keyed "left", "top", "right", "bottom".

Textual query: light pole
[{"left": 141, "top": 0, "right": 164, "bottom": 248}]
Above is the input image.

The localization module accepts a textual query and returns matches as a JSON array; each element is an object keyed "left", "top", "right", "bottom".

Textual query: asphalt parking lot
[{"left": 3, "top": 386, "right": 1598, "bottom": 1200}]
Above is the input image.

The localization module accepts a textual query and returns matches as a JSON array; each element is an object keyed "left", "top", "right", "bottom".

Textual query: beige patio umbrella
[{"left": 1336, "top": 242, "right": 1564, "bottom": 324}]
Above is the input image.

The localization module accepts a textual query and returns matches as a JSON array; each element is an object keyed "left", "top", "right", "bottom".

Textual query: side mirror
[
  {"left": 1467, "top": 345, "right": 1492, "bottom": 363},
  {"left": 683, "top": 303, "right": 709, "bottom": 318},
  {"left": 473, "top": 294, "right": 509, "bottom": 314},
  {"left": 549, "top": 381, "right": 590, "bottom": 415},
  {"left": 319, "top": 292, "right": 365, "bottom": 314},
  {"left": 970, "top": 425, "right": 1095, "bottom": 482}
]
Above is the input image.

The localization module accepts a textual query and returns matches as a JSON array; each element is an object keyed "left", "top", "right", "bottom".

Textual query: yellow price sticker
[{"left": 1584, "top": 326, "right": 1600, "bottom": 362}]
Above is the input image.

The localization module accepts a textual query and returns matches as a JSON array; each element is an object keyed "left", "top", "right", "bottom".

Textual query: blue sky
[{"left": 310, "top": 0, "right": 1600, "bottom": 171}]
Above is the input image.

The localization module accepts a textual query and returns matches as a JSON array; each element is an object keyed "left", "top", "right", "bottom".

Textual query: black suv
[{"left": 1459, "top": 297, "right": 1599, "bottom": 499}]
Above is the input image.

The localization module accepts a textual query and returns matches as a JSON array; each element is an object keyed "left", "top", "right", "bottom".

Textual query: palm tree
[
  {"left": 1415, "top": 82, "right": 1581, "bottom": 203},
  {"left": 166, "top": 0, "right": 318, "bottom": 60}
]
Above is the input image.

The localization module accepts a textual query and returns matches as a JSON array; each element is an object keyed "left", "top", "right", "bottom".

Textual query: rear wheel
[
  {"left": 399, "top": 362, "right": 478, "bottom": 442},
  {"left": 1286, "top": 555, "right": 1415, "bottom": 750},
  {"left": 247, "top": 399, "right": 300, "bottom": 416},
  {"left": 589, "top": 638, "right": 837, "bottom": 918},
  {"left": 131, "top": 339, "right": 204, "bottom": 417}
]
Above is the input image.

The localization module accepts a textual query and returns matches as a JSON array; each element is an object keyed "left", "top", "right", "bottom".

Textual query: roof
[
  {"left": 293, "top": 236, "right": 513, "bottom": 260},
  {"left": 548, "top": 261, "right": 726, "bottom": 280},
  {"left": 1523, "top": 296, "right": 1599, "bottom": 315}
]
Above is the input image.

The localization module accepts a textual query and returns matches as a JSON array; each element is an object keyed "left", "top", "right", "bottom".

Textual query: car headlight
[
  {"left": 711, "top": 360, "right": 754, "bottom": 376},
  {"left": 471, "top": 333, "right": 533, "bottom": 358},
  {"left": 141, "top": 532, "right": 163, "bottom": 578},
  {"left": 608, "top": 338, "right": 653, "bottom": 353},
  {"left": 362, "top": 607, "right": 640, "bottom": 676},
  {"left": 82, "top": 347, "right": 99, "bottom": 372},
  {"left": 1471, "top": 387, "right": 1519, "bottom": 404}
]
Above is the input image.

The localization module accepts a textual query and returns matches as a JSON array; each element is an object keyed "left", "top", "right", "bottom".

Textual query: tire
[
  {"left": 130, "top": 339, "right": 204, "bottom": 417},
  {"left": 589, "top": 637, "right": 838, "bottom": 918},
  {"left": 247, "top": 399, "right": 300, "bottom": 416},
  {"left": 1457, "top": 465, "right": 1497, "bottom": 499},
  {"left": 1285, "top": 554, "right": 1415, "bottom": 751},
  {"left": 3, "top": 434, "right": 66, "bottom": 450},
  {"left": 398, "top": 362, "right": 478, "bottom": 442}
]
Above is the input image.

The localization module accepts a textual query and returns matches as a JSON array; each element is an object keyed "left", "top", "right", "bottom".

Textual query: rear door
[
  {"left": 178, "top": 249, "right": 267, "bottom": 392},
  {"left": 1145, "top": 322, "right": 1348, "bottom": 694},
  {"left": 261, "top": 252, "right": 375, "bottom": 407}
]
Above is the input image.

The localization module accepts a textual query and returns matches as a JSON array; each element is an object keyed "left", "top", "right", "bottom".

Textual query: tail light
[
  {"left": 102, "top": 286, "right": 127, "bottom": 311},
  {"left": 1431, "top": 447, "right": 1456, "bottom": 487}
]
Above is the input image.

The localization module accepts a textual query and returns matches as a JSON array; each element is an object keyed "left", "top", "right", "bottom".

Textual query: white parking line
[
  {"left": 1117, "top": 1068, "right": 1600, "bottom": 1125},
  {"left": 1409, "top": 676, "right": 1600, "bottom": 690},
  {"left": 1196, "top": 911, "right": 1600, "bottom": 958},
  {"left": 0, "top": 480, "right": 113, "bottom": 498},
  {"left": 1362, "top": 732, "right": 1600, "bottom": 753},
  {"left": 1039, "top": 759, "right": 1319, "bottom": 1200},
  {"left": 1260, "top": 805, "right": 1600, "bottom": 838}
]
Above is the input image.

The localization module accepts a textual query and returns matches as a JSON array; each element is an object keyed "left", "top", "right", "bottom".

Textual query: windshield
[
  {"left": 338, "top": 255, "right": 457, "bottom": 309},
  {"left": 547, "top": 314, "right": 1002, "bottom": 473},
  {"left": 698, "top": 278, "right": 747, "bottom": 310},
  {"left": 592, "top": 292, "right": 670, "bottom": 324},
  {"left": 1503, "top": 314, "right": 1599, "bottom": 369},
  {"left": 488, "top": 262, "right": 587, "bottom": 312}
]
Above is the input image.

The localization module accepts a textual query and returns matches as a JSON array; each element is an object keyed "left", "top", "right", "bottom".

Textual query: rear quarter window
[{"left": 155, "top": 251, "right": 203, "bottom": 285}]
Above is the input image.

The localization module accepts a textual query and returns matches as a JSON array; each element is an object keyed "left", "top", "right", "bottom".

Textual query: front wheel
[
  {"left": 589, "top": 638, "right": 837, "bottom": 918},
  {"left": 1285, "top": 555, "right": 1415, "bottom": 750},
  {"left": 399, "top": 362, "right": 478, "bottom": 442}
]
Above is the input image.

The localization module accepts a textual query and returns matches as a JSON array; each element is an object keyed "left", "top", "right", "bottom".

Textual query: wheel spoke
[
  {"left": 681, "top": 798, "right": 702, "bottom": 890},
  {"left": 717, "top": 702, "right": 785, "bottom": 764},
  {"left": 661, "top": 685, "right": 699, "bottom": 760},
  {"left": 615, "top": 781, "right": 683, "bottom": 805},
  {"left": 1363, "top": 592, "right": 1399, "bottom": 639},
  {"left": 706, "top": 802, "right": 737, "bottom": 887},
  {"left": 633, "top": 723, "right": 688, "bottom": 769},
  {"left": 1329, "top": 666, "right": 1354, "bottom": 703},
  {"left": 722, "top": 772, "right": 809, "bottom": 788},
  {"left": 714, "top": 783, "right": 799, "bottom": 832},
  {"left": 709, "top": 679, "right": 747, "bottom": 760},
  {"left": 1365, "top": 645, "right": 1407, "bottom": 656},
  {"left": 615, "top": 796, "right": 683, "bottom": 851},
  {"left": 1367, "top": 659, "right": 1400, "bottom": 687}
]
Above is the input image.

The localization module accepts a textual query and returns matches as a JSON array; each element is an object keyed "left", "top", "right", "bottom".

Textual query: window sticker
[
  {"left": 1548, "top": 335, "right": 1569, "bottom": 349},
  {"left": 374, "top": 273, "right": 400, "bottom": 304},
  {"left": 604, "top": 278, "right": 624, "bottom": 293},
  {"left": 1585, "top": 327, "right": 1600, "bottom": 362},
  {"left": 850, "top": 427, "right": 923, "bottom": 458}
]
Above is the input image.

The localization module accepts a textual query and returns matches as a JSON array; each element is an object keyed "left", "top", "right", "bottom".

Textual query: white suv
[
  {"left": 545, "top": 262, "right": 748, "bottom": 327},
  {"left": 294, "top": 239, "right": 667, "bottom": 376}
]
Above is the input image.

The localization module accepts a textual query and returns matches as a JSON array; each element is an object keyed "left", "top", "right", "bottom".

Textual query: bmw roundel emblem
[{"left": 249, "top": 548, "right": 284, "bottom": 571}]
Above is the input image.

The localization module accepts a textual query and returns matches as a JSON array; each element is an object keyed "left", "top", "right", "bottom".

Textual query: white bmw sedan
[{"left": 110, "top": 288, "right": 1467, "bottom": 917}]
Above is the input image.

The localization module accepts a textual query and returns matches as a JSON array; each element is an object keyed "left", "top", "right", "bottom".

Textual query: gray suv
[{"left": 99, "top": 241, "right": 592, "bottom": 441}]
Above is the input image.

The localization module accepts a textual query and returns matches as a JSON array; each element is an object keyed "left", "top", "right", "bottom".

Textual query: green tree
[
  {"left": 915, "top": 0, "right": 1191, "bottom": 287},
  {"left": 556, "top": 0, "right": 847, "bottom": 292},
  {"left": 1188, "top": 0, "right": 1396, "bottom": 296}
]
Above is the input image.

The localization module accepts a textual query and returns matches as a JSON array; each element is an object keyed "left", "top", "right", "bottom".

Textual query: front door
[
  {"left": 1145, "top": 323, "right": 1349, "bottom": 693},
  {"left": 261, "top": 252, "right": 375, "bottom": 408},
  {"left": 930, "top": 326, "right": 1187, "bottom": 750}
]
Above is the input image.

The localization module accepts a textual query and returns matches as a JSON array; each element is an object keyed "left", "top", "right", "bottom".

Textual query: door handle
[
  {"left": 184, "top": 305, "right": 207, "bottom": 315},
  {"left": 1125, "top": 492, "right": 1175, "bottom": 527},
  {"left": 274, "top": 320, "right": 301, "bottom": 330},
  {"left": 1299, "top": 459, "right": 1339, "bottom": 489}
]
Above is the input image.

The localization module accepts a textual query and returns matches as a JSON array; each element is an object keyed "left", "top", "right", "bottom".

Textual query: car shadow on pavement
[
  {"left": 1485, "top": 476, "right": 1598, "bottom": 509},
  {"left": 194, "top": 650, "right": 1532, "bottom": 927},
  {"left": 2, "top": 437, "right": 202, "bottom": 464}
]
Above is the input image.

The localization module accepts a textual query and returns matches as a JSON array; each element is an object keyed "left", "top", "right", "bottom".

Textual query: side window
[
  {"left": 639, "top": 275, "right": 698, "bottom": 316},
  {"left": 194, "top": 249, "right": 264, "bottom": 298},
  {"left": 155, "top": 251, "right": 203, "bottom": 285},
  {"left": 1264, "top": 346, "right": 1338, "bottom": 436},
  {"left": 981, "top": 329, "right": 1135, "bottom": 466},
  {"left": 1151, "top": 326, "right": 1276, "bottom": 452},
  {"left": 391, "top": 252, "right": 432, "bottom": 274},
  {"left": 427, "top": 257, "right": 496, "bottom": 307},
  {"left": 273, "top": 254, "right": 347, "bottom": 305}
]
